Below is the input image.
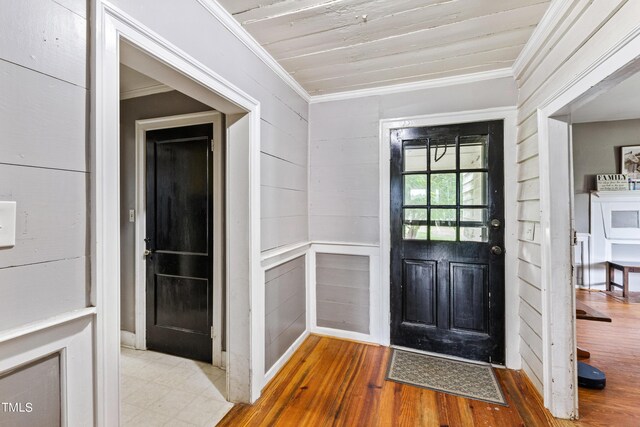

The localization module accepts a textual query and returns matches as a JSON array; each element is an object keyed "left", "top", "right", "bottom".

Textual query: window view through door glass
[{"left": 402, "top": 134, "right": 489, "bottom": 241}]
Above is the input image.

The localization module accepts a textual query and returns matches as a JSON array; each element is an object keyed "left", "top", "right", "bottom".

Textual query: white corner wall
[
  {"left": 309, "top": 77, "right": 518, "bottom": 244},
  {"left": 308, "top": 77, "right": 519, "bottom": 353},
  {"left": 108, "top": 0, "right": 309, "bottom": 253},
  {"left": 1, "top": 0, "right": 311, "bottom": 419},
  {"left": 513, "top": 0, "right": 640, "bottom": 396}
]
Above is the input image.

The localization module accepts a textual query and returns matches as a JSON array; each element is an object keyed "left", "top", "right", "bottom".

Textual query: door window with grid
[{"left": 402, "top": 135, "right": 489, "bottom": 242}]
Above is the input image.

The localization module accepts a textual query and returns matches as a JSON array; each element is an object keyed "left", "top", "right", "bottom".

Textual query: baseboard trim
[
  {"left": 120, "top": 331, "right": 136, "bottom": 349},
  {"left": 263, "top": 330, "right": 310, "bottom": 388}
]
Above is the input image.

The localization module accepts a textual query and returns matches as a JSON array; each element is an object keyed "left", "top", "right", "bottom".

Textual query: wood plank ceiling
[{"left": 217, "top": 0, "right": 551, "bottom": 96}]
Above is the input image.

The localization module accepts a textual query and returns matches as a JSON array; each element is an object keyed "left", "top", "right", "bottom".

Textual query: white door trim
[
  {"left": 132, "top": 111, "right": 224, "bottom": 368},
  {"left": 379, "top": 106, "right": 520, "bottom": 368},
  {"left": 92, "top": 2, "right": 262, "bottom": 425},
  {"left": 536, "top": 22, "right": 640, "bottom": 419}
]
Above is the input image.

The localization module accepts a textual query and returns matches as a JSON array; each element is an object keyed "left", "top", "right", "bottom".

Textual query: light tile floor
[{"left": 120, "top": 347, "right": 233, "bottom": 426}]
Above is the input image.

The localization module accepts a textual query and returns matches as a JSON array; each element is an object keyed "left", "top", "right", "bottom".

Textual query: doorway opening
[
  {"left": 538, "top": 40, "right": 640, "bottom": 418},
  {"left": 92, "top": 5, "right": 262, "bottom": 424},
  {"left": 118, "top": 58, "right": 230, "bottom": 425},
  {"left": 542, "top": 60, "right": 640, "bottom": 423}
]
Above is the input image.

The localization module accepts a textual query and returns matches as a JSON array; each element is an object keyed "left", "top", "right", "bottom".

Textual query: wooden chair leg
[
  {"left": 623, "top": 268, "right": 629, "bottom": 298},
  {"left": 606, "top": 263, "right": 612, "bottom": 292},
  {"left": 577, "top": 347, "right": 590, "bottom": 359}
]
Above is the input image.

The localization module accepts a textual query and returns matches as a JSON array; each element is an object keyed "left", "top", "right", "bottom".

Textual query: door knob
[
  {"left": 144, "top": 249, "right": 153, "bottom": 257},
  {"left": 490, "top": 219, "right": 501, "bottom": 229},
  {"left": 490, "top": 245, "right": 503, "bottom": 255}
]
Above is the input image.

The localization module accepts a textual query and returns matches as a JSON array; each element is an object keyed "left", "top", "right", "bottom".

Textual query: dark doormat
[{"left": 386, "top": 349, "right": 507, "bottom": 405}]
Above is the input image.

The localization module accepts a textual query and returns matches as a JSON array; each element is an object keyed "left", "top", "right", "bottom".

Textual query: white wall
[
  {"left": 109, "top": 0, "right": 309, "bottom": 254},
  {"left": 572, "top": 119, "right": 640, "bottom": 233},
  {"left": 1, "top": 0, "right": 309, "bottom": 416},
  {"left": 513, "top": 0, "right": 640, "bottom": 394},
  {"left": 309, "top": 77, "right": 518, "bottom": 244},
  {"left": 0, "top": 0, "right": 89, "bottom": 331},
  {"left": 264, "top": 256, "right": 306, "bottom": 371}
]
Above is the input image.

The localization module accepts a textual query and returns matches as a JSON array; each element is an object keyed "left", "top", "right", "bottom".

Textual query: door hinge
[
  {"left": 571, "top": 229, "right": 577, "bottom": 246},
  {"left": 211, "top": 326, "right": 215, "bottom": 339},
  {"left": 210, "top": 139, "right": 214, "bottom": 152}
]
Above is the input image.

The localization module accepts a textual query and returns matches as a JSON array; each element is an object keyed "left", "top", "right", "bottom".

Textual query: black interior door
[
  {"left": 146, "top": 123, "right": 213, "bottom": 363},
  {"left": 390, "top": 120, "right": 505, "bottom": 364}
]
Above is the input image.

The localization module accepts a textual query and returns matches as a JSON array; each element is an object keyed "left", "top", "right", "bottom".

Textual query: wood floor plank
[
  {"left": 219, "top": 334, "right": 559, "bottom": 426},
  {"left": 571, "top": 290, "right": 640, "bottom": 426}
]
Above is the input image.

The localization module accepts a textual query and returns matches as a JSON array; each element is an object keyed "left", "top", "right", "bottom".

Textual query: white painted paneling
[
  {"left": 0, "top": 165, "right": 87, "bottom": 268},
  {"left": 264, "top": 256, "right": 306, "bottom": 371},
  {"left": 260, "top": 119, "right": 308, "bottom": 167},
  {"left": 518, "top": 179, "right": 540, "bottom": 201},
  {"left": 51, "top": 0, "right": 87, "bottom": 17},
  {"left": 261, "top": 153, "right": 307, "bottom": 192},
  {"left": 261, "top": 215, "right": 308, "bottom": 251},
  {"left": 520, "top": 298, "right": 542, "bottom": 333},
  {"left": 310, "top": 137, "right": 378, "bottom": 167},
  {"left": 513, "top": 0, "right": 640, "bottom": 399},
  {"left": 519, "top": 241, "right": 542, "bottom": 267},
  {"left": 261, "top": 186, "right": 308, "bottom": 219},
  {"left": 378, "top": 77, "right": 519, "bottom": 118},
  {"left": 218, "top": 0, "right": 550, "bottom": 95},
  {"left": 110, "top": 0, "right": 310, "bottom": 254},
  {"left": 296, "top": 30, "right": 531, "bottom": 89},
  {"left": 310, "top": 190, "right": 378, "bottom": 218},
  {"left": 310, "top": 78, "right": 518, "bottom": 244},
  {"left": 316, "top": 253, "right": 369, "bottom": 335},
  {"left": 0, "top": 353, "right": 61, "bottom": 426},
  {"left": 520, "top": 337, "right": 543, "bottom": 387},
  {"left": 0, "top": 257, "right": 87, "bottom": 332},
  {"left": 0, "top": 0, "right": 87, "bottom": 87},
  {"left": 0, "top": 60, "right": 87, "bottom": 172},
  {"left": 310, "top": 97, "right": 380, "bottom": 141},
  {"left": 310, "top": 215, "right": 379, "bottom": 245},
  {"left": 0, "top": 0, "right": 90, "bottom": 419},
  {"left": 302, "top": 46, "right": 524, "bottom": 94}
]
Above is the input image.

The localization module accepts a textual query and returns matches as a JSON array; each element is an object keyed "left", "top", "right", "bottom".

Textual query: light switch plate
[{"left": 0, "top": 201, "right": 17, "bottom": 248}]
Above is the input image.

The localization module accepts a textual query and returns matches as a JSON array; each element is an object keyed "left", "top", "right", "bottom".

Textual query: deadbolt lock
[{"left": 490, "top": 218, "right": 501, "bottom": 229}]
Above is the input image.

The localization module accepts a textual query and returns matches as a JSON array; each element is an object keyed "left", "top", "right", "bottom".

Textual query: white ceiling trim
[
  {"left": 197, "top": 0, "right": 311, "bottom": 102},
  {"left": 512, "top": 0, "right": 574, "bottom": 79},
  {"left": 309, "top": 68, "right": 513, "bottom": 104},
  {"left": 120, "top": 83, "right": 173, "bottom": 100}
]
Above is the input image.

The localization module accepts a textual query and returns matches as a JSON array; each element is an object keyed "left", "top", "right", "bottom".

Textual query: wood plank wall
[
  {"left": 264, "top": 256, "right": 306, "bottom": 371},
  {"left": 316, "top": 253, "right": 370, "bottom": 334},
  {"left": 0, "top": 0, "right": 89, "bottom": 332},
  {"left": 513, "top": 0, "right": 640, "bottom": 392},
  {"left": 309, "top": 77, "right": 518, "bottom": 245},
  {"left": 0, "top": 353, "right": 61, "bottom": 426},
  {"left": 110, "top": 0, "right": 309, "bottom": 253}
]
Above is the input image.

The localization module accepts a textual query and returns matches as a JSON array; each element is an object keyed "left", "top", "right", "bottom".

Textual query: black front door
[
  {"left": 145, "top": 124, "right": 214, "bottom": 363},
  {"left": 390, "top": 120, "right": 505, "bottom": 364}
]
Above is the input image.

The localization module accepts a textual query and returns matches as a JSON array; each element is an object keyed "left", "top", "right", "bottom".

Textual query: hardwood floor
[
  {"left": 219, "top": 335, "right": 558, "bottom": 426},
  {"left": 571, "top": 290, "right": 640, "bottom": 426}
]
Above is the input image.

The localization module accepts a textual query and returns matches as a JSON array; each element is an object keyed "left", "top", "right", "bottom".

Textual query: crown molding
[
  {"left": 197, "top": 0, "right": 311, "bottom": 103},
  {"left": 309, "top": 68, "right": 514, "bottom": 104},
  {"left": 120, "top": 83, "right": 173, "bottom": 100},
  {"left": 512, "top": 0, "right": 575, "bottom": 79}
]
